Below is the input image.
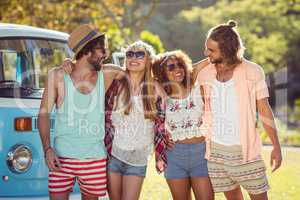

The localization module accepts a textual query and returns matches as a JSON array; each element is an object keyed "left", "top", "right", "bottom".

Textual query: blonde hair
[{"left": 115, "top": 40, "right": 157, "bottom": 120}]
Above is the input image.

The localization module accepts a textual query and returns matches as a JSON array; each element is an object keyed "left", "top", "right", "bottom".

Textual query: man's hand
[
  {"left": 62, "top": 58, "right": 75, "bottom": 74},
  {"left": 270, "top": 146, "right": 282, "bottom": 172},
  {"left": 156, "top": 159, "right": 166, "bottom": 173},
  {"left": 45, "top": 148, "right": 61, "bottom": 171},
  {"left": 257, "top": 98, "right": 282, "bottom": 172}
]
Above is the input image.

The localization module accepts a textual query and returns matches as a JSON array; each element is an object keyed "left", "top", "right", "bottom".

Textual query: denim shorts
[
  {"left": 107, "top": 156, "right": 147, "bottom": 177},
  {"left": 164, "top": 142, "right": 209, "bottom": 179}
]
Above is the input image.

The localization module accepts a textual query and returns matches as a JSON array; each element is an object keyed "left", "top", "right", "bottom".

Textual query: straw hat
[{"left": 68, "top": 24, "right": 105, "bottom": 58}]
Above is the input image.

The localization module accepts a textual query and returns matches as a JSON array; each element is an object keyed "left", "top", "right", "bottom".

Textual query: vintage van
[{"left": 0, "top": 23, "right": 77, "bottom": 198}]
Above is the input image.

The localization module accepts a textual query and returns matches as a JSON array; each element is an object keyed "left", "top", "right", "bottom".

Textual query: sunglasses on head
[
  {"left": 126, "top": 50, "right": 146, "bottom": 59},
  {"left": 165, "top": 62, "right": 185, "bottom": 71}
]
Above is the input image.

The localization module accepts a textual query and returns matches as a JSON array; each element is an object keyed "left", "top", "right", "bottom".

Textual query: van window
[{"left": 0, "top": 38, "right": 72, "bottom": 89}]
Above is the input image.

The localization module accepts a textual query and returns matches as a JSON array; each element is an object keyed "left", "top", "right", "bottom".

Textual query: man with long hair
[{"left": 198, "top": 20, "right": 282, "bottom": 200}]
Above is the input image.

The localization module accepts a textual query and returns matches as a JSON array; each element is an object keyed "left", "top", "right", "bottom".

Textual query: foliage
[
  {"left": 147, "top": 0, "right": 300, "bottom": 73},
  {"left": 0, "top": 0, "right": 160, "bottom": 52},
  {"left": 140, "top": 30, "right": 165, "bottom": 54},
  {"left": 260, "top": 118, "right": 300, "bottom": 147},
  {"left": 290, "top": 98, "right": 300, "bottom": 123},
  {"left": 195, "top": 0, "right": 300, "bottom": 72},
  {"left": 2, "top": 0, "right": 299, "bottom": 73}
]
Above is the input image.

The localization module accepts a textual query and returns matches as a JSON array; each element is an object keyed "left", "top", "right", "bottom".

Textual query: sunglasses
[
  {"left": 94, "top": 46, "right": 106, "bottom": 54},
  {"left": 165, "top": 62, "right": 185, "bottom": 71},
  {"left": 126, "top": 51, "right": 146, "bottom": 59}
]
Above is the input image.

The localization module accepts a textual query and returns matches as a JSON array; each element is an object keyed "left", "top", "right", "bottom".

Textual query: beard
[
  {"left": 88, "top": 55, "right": 105, "bottom": 71},
  {"left": 210, "top": 57, "right": 223, "bottom": 65}
]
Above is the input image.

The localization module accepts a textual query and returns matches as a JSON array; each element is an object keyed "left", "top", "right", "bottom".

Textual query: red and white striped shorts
[{"left": 49, "top": 157, "right": 107, "bottom": 197}]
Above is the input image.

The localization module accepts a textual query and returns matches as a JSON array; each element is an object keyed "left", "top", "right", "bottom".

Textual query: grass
[{"left": 140, "top": 148, "right": 300, "bottom": 200}]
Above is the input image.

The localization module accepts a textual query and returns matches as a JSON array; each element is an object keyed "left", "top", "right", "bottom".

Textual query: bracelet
[{"left": 44, "top": 146, "right": 52, "bottom": 158}]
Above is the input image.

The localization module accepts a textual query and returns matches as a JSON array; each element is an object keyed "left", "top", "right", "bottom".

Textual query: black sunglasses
[
  {"left": 94, "top": 45, "right": 106, "bottom": 54},
  {"left": 166, "top": 62, "right": 185, "bottom": 71},
  {"left": 126, "top": 51, "right": 146, "bottom": 59}
]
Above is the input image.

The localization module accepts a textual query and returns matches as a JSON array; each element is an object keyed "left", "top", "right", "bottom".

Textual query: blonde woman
[{"left": 104, "top": 40, "right": 167, "bottom": 200}]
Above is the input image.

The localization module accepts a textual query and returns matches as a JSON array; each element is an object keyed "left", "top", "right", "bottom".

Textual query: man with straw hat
[{"left": 38, "top": 24, "right": 121, "bottom": 199}]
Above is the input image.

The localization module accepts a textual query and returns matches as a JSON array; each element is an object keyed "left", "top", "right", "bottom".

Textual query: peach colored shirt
[{"left": 197, "top": 59, "right": 269, "bottom": 162}]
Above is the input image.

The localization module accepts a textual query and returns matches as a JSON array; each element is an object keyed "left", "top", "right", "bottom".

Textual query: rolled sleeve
[{"left": 255, "top": 68, "right": 269, "bottom": 100}]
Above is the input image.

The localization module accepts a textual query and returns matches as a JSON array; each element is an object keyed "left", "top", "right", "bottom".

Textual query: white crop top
[
  {"left": 165, "top": 84, "right": 204, "bottom": 141},
  {"left": 111, "top": 95, "right": 154, "bottom": 166}
]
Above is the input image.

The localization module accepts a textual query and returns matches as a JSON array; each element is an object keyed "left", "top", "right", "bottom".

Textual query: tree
[
  {"left": 146, "top": 0, "right": 300, "bottom": 73},
  {"left": 0, "top": 0, "right": 160, "bottom": 51},
  {"left": 98, "top": 0, "right": 158, "bottom": 42},
  {"left": 194, "top": 0, "right": 300, "bottom": 72},
  {"left": 140, "top": 30, "right": 165, "bottom": 53}
]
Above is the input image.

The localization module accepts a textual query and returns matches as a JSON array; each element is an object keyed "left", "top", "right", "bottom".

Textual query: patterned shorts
[
  {"left": 207, "top": 142, "right": 269, "bottom": 195},
  {"left": 49, "top": 157, "right": 107, "bottom": 197}
]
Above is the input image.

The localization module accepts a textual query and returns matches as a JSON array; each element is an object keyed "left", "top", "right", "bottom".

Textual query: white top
[
  {"left": 211, "top": 79, "right": 241, "bottom": 145},
  {"left": 111, "top": 95, "right": 154, "bottom": 166},
  {"left": 165, "top": 84, "right": 204, "bottom": 141}
]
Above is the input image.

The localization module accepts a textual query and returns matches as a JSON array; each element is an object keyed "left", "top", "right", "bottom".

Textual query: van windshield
[{"left": 0, "top": 38, "right": 72, "bottom": 91}]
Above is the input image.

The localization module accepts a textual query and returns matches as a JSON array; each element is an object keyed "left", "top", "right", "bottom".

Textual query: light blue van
[
  {"left": 0, "top": 24, "right": 124, "bottom": 199},
  {"left": 0, "top": 23, "right": 79, "bottom": 199}
]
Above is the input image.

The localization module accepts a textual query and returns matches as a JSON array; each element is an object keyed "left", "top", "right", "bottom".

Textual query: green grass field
[{"left": 140, "top": 148, "right": 300, "bottom": 200}]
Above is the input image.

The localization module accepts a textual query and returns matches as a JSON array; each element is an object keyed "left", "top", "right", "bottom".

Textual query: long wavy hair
[
  {"left": 115, "top": 41, "right": 157, "bottom": 120},
  {"left": 152, "top": 50, "right": 193, "bottom": 95}
]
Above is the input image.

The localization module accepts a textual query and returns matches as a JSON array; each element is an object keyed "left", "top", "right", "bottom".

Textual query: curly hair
[
  {"left": 207, "top": 20, "right": 245, "bottom": 66},
  {"left": 152, "top": 50, "right": 193, "bottom": 95}
]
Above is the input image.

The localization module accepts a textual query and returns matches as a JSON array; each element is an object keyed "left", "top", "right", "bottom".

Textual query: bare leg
[
  {"left": 108, "top": 172, "right": 122, "bottom": 200},
  {"left": 49, "top": 192, "right": 69, "bottom": 200},
  {"left": 166, "top": 178, "right": 192, "bottom": 200},
  {"left": 249, "top": 192, "right": 268, "bottom": 200},
  {"left": 191, "top": 177, "right": 214, "bottom": 200},
  {"left": 81, "top": 193, "right": 99, "bottom": 200},
  {"left": 121, "top": 175, "right": 144, "bottom": 200},
  {"left": 224, "top": 186, "right": 244, "bottom": 200}
]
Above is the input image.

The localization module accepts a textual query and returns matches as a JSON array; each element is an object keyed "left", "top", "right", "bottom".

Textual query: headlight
[{"left": 7, "top": 144, "right": 32, "bottom": 173}]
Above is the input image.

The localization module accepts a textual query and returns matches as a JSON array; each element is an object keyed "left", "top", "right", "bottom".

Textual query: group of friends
[{"left": 38, "top": 20, "right": 282, "bottom": 200}]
